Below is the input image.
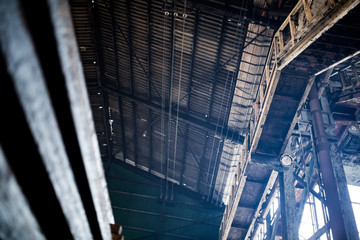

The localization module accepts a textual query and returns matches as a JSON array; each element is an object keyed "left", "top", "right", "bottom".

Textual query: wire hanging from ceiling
[
  {"left": 214, "top": 14, "right": 271, "bottom": 206},
  {"left": 171, "top": 0, "right": 187, "bottom": 200},
  {"left": 164, "top": 0, "right": 177, "bottom": 200},
  {"left": 205, "top": 0, "right": 249, "bottom": 203},
  {"left": 204, "top": 21, "right": 242, "bottom": 201},
  {"left": 159, "top": 0, "right": 168, "bottom": 199},
  {"left": 211, "top": 31, "right": 244, "bottom": 204}
]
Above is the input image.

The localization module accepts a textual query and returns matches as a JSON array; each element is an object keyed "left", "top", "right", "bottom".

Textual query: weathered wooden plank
[
  {"left": 250, "top": 68, "right": 281, "bottom": 152},
  {"left": 0, "top": 146, "right": 46, "bottom": 240},
  {"left": 302, "top": 0, "right": 313, "bottom": 21},
  {"left": 279, "top": 31, "right": 284, "bottom": 50},
  {"left": 47, "top": 0, "right": 114, "bottom": 238},
  {"left": 0, "top": 0, "right": 93, "bottom": 238},
  {"left": 289, "top": 19, "right": 296, "bottom": 46},
  {"left": 279, "top": 0, "right": 360, "bottom": 70}
]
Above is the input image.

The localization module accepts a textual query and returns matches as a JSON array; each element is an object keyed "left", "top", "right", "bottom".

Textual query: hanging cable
[
  {"left": 159, "top": 0, "right": 168, "bottom": 199},
  {"left": 213, "top": 23, "right": 245, "bottom": 205},
  {"left": 213, "top": 0, "right": 266, "bottom": 205},
  {"left": 165, "top": 0, "right": 177, "bottom": 200},
  {"left": 206, "top": 29, "right": 241, "bottom": 202},
  {"left": 205, "top": 1, "right": 247, "bottom": 201},
  {"left": 171, "top": 0, "right": 187, "bottom": 200}
]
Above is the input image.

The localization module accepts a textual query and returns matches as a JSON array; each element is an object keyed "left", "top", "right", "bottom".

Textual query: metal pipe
[{"left": 309, "top": 84, "right": 347, "bottom": 239}]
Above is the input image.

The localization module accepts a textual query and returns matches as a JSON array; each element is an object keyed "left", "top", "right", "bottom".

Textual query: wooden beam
[
  {"left": 48, "top": 0, "right": 114, "bottom": 235},
  {"left": 301, "top": 0, "right": 313, "bottom": 21},
  {"left": 250, "top": 69, "right": 281, "bottom": 152},
  {"left": 289, "top": 18, "right": 296, "bottom": 47},
  {"left": 0, "top": 0, "right": 108, "bottom": 238},
  {"left": 0, "top": 146, "right": 46, "bottom": 240},
  {"left": 279, "top": 0, "right": 360, "bottom": 70}
]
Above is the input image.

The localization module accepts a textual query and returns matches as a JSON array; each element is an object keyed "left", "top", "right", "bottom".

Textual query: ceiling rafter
[
  {"left": 180, "top": 124, "right": 189, "bottom": 185},
  {"left": 148, "top": 108, "right": 154, "bottom": 172},
  {"left": 147, "top": 0, "right": 152, "bottom": 101},
  {"left": 132, "top": 103, "right": 139, "bottom": 166},
  {"left": 109, "top": 0, "right": 120, "bottom": 90},
  {"left": 197, "top": 132, "right": 210, "bottom": 192},
  {"left": 118, "top": 96, "right": 127, "bottom": 162},
  {"left": 90, "top": 1, "right": 112, "bottom": 159},
  {"left": 126, "top": 0, "right": 134, "bottom": 95},
  {"left": 207, "top": 14, "right": 228, "bottom": 123}
]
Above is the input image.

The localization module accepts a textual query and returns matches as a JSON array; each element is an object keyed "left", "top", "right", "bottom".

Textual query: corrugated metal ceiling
[{"left": 70, "top": 0, "right": 279, "bottom": 207}]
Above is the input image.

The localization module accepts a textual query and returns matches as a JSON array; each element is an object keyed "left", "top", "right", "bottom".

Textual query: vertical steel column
[
  {"left": 329, "top": 142, "right": 359, "bottom": 239},
  {"left": 309, "top": 84, "right": 346, "bottom": 239},
  {"left": 266, "top": 213, "right": 272, "bottom": 240},
  {"left": 279, "top": 166, "right": 298, "bottom": 240}
]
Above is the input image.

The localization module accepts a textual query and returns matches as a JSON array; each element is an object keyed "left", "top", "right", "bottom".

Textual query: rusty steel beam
[{"left": 309, "top": 84, "right": 346, "bottom": 239}]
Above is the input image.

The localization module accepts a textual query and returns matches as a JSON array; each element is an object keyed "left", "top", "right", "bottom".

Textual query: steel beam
[
  {"left": 270, "top": 210, "right": 280, "bottom": 240},
  {"left": 250, "top": 153, "right": 282, "bottom": 170},
  {"left": 309, "top": 84, "right": 348, "bottom": 239},
  {"left": 279, "top": 166, "right": 298, "bottom": 240},
  {"left": 245, "top": 171, "right": 278, "bottom": 240},
  {"left": 308, "top": 224, "right": 328, "bottom": 240},
  {"left": 265, "top": 214, "right": 272, "bottom": 240},
  {"left": 297, "top": 153, "right": 316, "bottom": 225},
  {"left": 329, "top": 143, "right": 359, "bottom": 239}
]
